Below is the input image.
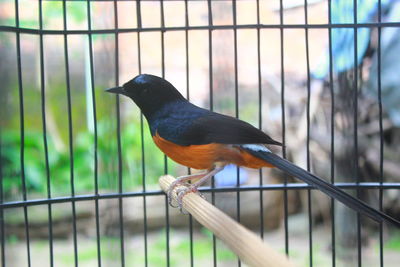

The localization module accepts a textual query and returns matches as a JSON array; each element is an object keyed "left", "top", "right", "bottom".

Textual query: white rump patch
[{"left": 241, "top": 144, "right": 271, "bottom": 153}]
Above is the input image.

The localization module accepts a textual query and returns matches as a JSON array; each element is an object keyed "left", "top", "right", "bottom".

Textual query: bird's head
[{"left": 106, "top": 74, "right": 186, "bottom": 117}]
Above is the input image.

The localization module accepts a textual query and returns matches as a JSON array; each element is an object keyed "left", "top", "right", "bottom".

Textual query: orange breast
[{"left": 153, "top": 133, "right": 274, "bottom": 170}]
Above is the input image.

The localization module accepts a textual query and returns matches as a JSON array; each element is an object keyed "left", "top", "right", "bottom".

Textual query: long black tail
[{"left": 244, "top": 148, "right": 400, "bottom": 228}]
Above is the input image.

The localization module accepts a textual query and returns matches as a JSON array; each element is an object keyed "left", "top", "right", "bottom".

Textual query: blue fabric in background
[
  {"left": 214, "top": 164, "right": 248, "bottom": 187},
  {"left": 313, "top": 0, "right": 391, "bottom": 79},
  {"left": 313, "top": 0, "right": 400, "bottom": 126},
  {"left": 366, "top": 1, "right": 400, "bottom": 126}
]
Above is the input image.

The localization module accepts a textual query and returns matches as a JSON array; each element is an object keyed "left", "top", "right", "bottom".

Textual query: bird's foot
[
  {"left": 167, "top": 180, "right": 190, "bottom": 208},
  {"left": 166, "top": 167, "right": 224, "bottom": 213},
  {"left": 166, "top": 172, "right": 208, "bottom": 208},
  {"left": 175, "top": 185, "right": 203, "bottom": 214},
  {"left": 168, "top": 182, "right": 205, "bottom": 212}
]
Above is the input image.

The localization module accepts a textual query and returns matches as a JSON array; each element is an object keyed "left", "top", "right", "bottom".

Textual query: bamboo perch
[{"left": 159, "top": 175, "right": 295, "bottom": 267}]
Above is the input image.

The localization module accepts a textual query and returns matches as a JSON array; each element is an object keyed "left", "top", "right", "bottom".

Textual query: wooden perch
[{"left": 159, "top": 175, "right": 295, "bottom": 267}]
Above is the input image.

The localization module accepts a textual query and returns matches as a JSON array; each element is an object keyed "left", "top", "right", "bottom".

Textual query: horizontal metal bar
[
  {"left": 1, "top": 182, "right": 399, "bottom": 209},
  {"left": 1, "top": 190, "right": 162, "bottom": 209},
  {"left": 1, "top": 22, "right": 400, "bottom": 36}
]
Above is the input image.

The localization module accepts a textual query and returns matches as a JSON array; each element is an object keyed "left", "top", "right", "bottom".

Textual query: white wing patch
[{"left": 241, "top": 144, "right": 271, "bottom": 153}]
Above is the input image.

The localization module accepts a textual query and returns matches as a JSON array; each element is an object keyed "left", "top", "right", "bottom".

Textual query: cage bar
[{"left": 0, "top": 1, "right": 399, "bottom": 267}]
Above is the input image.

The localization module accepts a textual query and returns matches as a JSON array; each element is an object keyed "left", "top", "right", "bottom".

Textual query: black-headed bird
[{"left": 107, "top": 74, "right": 399, "bottom": 227}]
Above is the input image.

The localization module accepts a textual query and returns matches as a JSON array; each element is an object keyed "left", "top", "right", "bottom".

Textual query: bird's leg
[
  {"left": 190, "top": 166, "right": 224, "bottom": 189},
  {"left": 176, "top": 166, "right": 225, "bottom": 213},
  {"left": 167, "top": 171, "right": 208, "bottom": 207}
]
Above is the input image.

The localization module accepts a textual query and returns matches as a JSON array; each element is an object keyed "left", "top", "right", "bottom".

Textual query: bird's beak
[{"left": 106, "top": 86, "right": 125, "bottom": 95}]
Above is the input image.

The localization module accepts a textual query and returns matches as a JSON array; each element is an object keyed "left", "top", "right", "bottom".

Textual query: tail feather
[{"left": 243, "top": 147, "right": 400, "bottom": 228}]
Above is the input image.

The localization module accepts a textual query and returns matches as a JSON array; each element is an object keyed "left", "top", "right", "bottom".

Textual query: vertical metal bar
[
  {"left": 327, "top": 1, "right": 336, "bottom": 266},
  {"left": 185, "top": 0, "right": 190, "bottom": 102},
  {"left": 62, "top": 1, "right": 78, "bottom": 266},
  {"left": 256, "top": 0, "right": 264, "bottom": 240},
  {"left": 207, "top": 0, "right": 214, "bottom": 113},
  {"left": 232, "top": 1, "right": 240, "bottom": 266},
  {"left": 377, "top": 1, "right": 384, "bottom": 266},
  {"left": 0, "top": 126, "right": 5, "bottom": 267},
  {"left": 135, "top": 1, "right": 148, "bottom": 266},
  {"left": 232, "top": 2, "right": 238, "bottom": 121},
  {"left": 86, "top": 1, "right": 101, "bottom": 266},
  {"left": 159, "top": 1, "right": 170, "bottom": 266},
  {"left": 184, "top": 0, "right": 194, "bottom": 266},
  {"left": 140, "top": 103, "right": 148, "bottom": 267},
  {"left": 303, "top": 1, "right": 313, "bottom": 266},
  {"left": 14, "top": 0, "right": 31, "bottom": 265},
  {"left": 352, "top": 1, "right": 361, "bottom": 266},
  {"left": 113, "top": 1, "right": 125, "bottom": 266},
  {"left": 140, "top": 112, "right": 148, "bottom": 267},
  {"left": 38, "top": 1, "right": 53, "bottom": 266},
  {"left": 189, "top": 214, "right": 194, "bottom": 267},
  {"left": 160, "top": 0, "right": 168, "bottom": 173},
  {"left": 160, "top": 0, "right": 166, "bottom": 80},
  {"left": 279, "top": 0, "right": 289, "bottom": 256},
  {"left": 140, "top": 110, "right": 148, "bottom": 267},
  {"left": 206, "top": 1, "right": 217, "bottom": 266}
]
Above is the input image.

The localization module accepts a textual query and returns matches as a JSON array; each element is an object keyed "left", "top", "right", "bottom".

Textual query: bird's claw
[
  {"left": 167, "top": 180, "right": 192, "bottom": 208},
  {"left": 167, "top": 181, "right": 184, "bottom": 208},
  {"left": 176, "top": 189, "right": 190, "bottom": 214},
  {"left": 167, "top": 183, "right": 204, "bottom": 214},
  {"left": 176, "top": 186, "right": 202, "bottom": 214}
]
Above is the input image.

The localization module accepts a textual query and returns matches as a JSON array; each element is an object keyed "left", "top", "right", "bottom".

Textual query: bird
[{"left": 106, "top": 73, "right": 400, "bottom": 227}]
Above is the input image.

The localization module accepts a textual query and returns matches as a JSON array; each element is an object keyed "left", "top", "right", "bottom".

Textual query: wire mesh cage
[{"left": 1, "top": 0, "right": 400, "bottom": 266}]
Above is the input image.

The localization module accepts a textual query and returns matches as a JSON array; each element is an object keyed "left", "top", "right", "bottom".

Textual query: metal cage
[{"left": 1, "top": 0, "right": 400, "bottom": 266}]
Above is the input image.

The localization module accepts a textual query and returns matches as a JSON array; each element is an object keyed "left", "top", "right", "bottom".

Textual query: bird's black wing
[
  {"left": 186, "top": 112, "right": 282, "bottom": 145},
  {"left": 156, "top": 103, "right": 282, "bottom": 146}
]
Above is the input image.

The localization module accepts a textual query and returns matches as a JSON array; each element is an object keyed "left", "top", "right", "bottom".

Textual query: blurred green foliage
[
  {"left": 0, "top": 0, "right": 87, "bottom": 28},
  {"left": 135, "top": 228, "right": 235, "bottom": 267},
  {"left": 384, "top": 230, "right": 400, "bottom": 251},
  {"left": 1, "top": 118, "right": 168, "bottom": 200}
]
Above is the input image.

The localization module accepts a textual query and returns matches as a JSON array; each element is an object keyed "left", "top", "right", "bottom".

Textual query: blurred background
[{"left": 1, "top": 0, "right": 400, "bottom": 266}]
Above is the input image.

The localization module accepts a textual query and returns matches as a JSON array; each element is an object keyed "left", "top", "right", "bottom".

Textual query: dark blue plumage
[
  {"left": 147, "top": 101, "right": 209, "bottom": 141},
  {"left": 117, "top": 74, "right": 281, "bottom": 146},
  {"left": 148, "top": 100, "right": 281, "bottom": 146}
]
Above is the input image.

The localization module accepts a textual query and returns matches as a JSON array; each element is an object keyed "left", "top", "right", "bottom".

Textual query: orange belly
[{"left": 153, "top": 133, "right": 274, "bottom": 170}]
